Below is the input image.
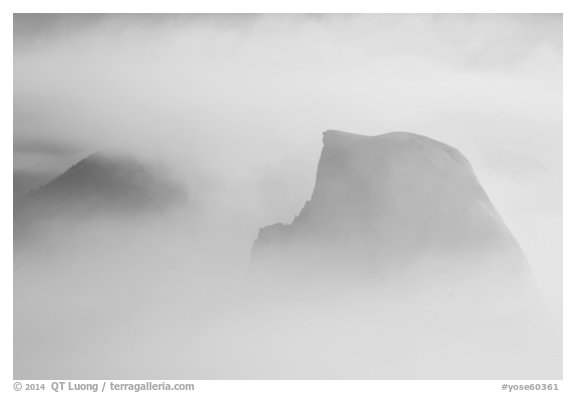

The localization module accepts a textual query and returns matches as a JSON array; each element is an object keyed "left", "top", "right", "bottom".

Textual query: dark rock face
[
  {"left": 252, "top": 131, "right": 532, "bottom": 291},
  {"left": 14, "top": 152, "right": 188, "bottom": 243}
]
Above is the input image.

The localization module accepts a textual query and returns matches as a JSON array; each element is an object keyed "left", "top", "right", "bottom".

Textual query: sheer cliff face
[{"left": 252, "top": 131, "right": 531, "bottom": 288}]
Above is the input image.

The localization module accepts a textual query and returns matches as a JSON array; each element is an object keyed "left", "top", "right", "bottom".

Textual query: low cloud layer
[
  {"left": 14, "top": 13, "right": 562, "bottom": 312},
  {"left": 13, "top": 14, "right": 563, "bottom": 378}
]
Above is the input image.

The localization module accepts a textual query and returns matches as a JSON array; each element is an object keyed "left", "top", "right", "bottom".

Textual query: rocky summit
[{"left": 252, "top": 131, "right": 533, "bottom": 298}]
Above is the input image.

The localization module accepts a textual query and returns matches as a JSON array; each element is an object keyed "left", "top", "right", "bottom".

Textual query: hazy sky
[{"left": 13, "top": 13, "right": 562, "bottom": 313}]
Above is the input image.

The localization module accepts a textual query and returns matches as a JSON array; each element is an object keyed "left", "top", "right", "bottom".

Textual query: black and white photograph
[{"left": 8, "top": 8, "right": 571, "bottom": 390}]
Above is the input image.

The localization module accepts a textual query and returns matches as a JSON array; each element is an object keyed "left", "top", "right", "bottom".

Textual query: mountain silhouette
[
  {"left": 252, "top": 130, "right": 534, "bottom": 297},
  {"left": 14, "top": 152, "right": 188, "bottom": 242}
]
